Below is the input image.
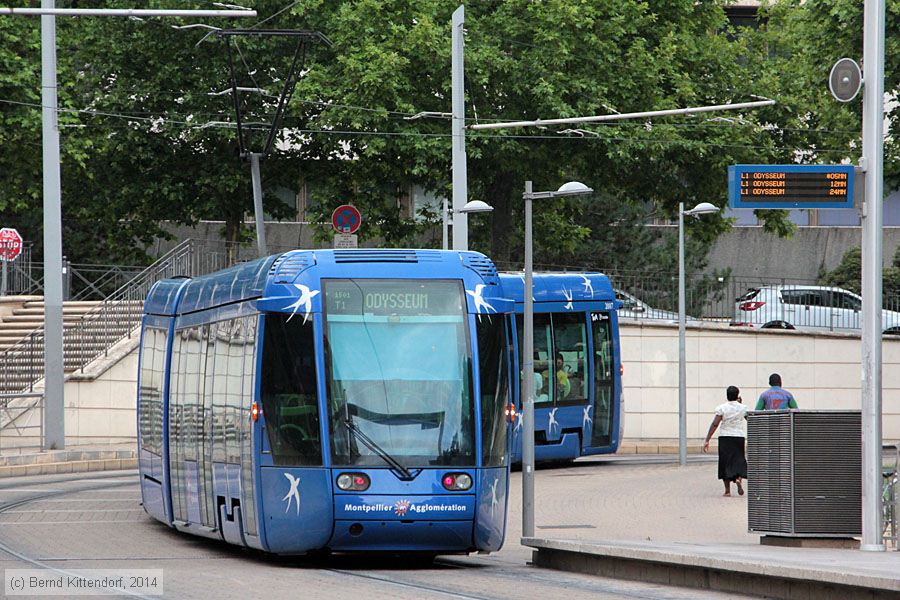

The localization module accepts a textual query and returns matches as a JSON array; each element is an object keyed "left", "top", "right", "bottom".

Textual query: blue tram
[
  {"left": 499, "top": 272, "right": 623, "bottom": 463},
  {"left": 137, "top": 249, "right": 513, "bottom": 555}
]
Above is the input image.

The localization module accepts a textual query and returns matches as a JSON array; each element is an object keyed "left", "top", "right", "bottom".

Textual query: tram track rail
[
  {"left": 0, "top": 471, "right": 742, "bottom": 600},
  {"left": 0, "top": 473, "right": 155, "bottom": 600}
]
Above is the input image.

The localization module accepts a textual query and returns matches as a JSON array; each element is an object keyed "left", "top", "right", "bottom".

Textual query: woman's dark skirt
[{"left": 717, "top": 436, "right": 748, "bottom": 482}]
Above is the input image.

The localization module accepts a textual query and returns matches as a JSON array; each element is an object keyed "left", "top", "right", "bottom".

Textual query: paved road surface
[{"left": 0, "top": 456, "right": 754, "bottom": 599}]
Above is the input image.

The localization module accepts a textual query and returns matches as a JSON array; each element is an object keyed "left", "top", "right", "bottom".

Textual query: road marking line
[
  {"left": 36, "top": 499, "right": 141, "bottom": 503},
  {"left": 0, "top": 520, "right": 139, "bottom": 525},
  {"left": 4, "top": 509, "right": 145, "bottom": 513}
]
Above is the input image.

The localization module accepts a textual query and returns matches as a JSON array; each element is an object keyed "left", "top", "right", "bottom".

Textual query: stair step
[
  {"left": 1, "top": 316, "right": 89, "bottom": 326},
  {"left": 22, "top": 300, "right": 103, "bottom": 309},
  {"left": 13, "top": 308, "right": 97, "bottom": 318}
]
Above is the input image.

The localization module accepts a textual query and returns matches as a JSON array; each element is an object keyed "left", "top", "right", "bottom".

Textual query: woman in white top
[{"left": 702, "top": 386, "right": 749, "bottom": 497}]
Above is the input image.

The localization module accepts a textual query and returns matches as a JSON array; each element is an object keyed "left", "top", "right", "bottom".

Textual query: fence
[
  {"left": 0, "top": 243, "right": 36, "bottom": 296},
  {"left": 495, "top": 260, "right": 900, "bottom": 331},
  {"left": 885, "top": 444, "right": 899, "bottom": 549},
  {"left": 0, "top": 239, "right": 300, "bottom": 397},
  {"left": 0, "top": 393, "right": 44, "bottom": 453}
]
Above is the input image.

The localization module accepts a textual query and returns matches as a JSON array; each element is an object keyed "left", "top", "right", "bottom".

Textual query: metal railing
[
  {"left": 0, "top": 239, "right": 303, "bottom": 395},
  {"left": 0, "top": 392, "right": 44, "bottom": 453},
  {"left": 884, "top": 444, "right": 899, "bottom": 549},
  {"left": 0, "top": 240, "right": 195, "bottom": 394},
  {"left": 0, "top": 244, "right": 36, "bottom": 296},
  {"left": 497, "top": 260, "right": 900, "bottom": 330}
]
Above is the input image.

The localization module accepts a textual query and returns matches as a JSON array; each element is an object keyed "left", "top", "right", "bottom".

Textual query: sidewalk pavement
[
  {"left": 0, "top": 445, "right": 136, "bottom": 478},
  {"left": 506, "top": 457, "right": 899, "bottom": 600},
  {"left": 523, "top": 537, "right": 899, "bottom": 599}
]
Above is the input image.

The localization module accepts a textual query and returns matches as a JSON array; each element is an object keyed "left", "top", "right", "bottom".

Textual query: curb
[
  {"left": 0, "top": 448, "right": 137, "bottom": 478},
  {"left": 523, "top": 537, "right": 899, "bottom": 599},
  {"left": 0, "top": 458, "right": 139, "bottom": 478}
]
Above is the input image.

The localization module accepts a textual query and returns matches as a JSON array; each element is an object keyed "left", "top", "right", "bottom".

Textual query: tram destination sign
[
  {"left": 324, "top": 279, "right": 463, "bottom": 316},
  {"left": 728, "top": 164, "right": 855, "bottom": 209}
]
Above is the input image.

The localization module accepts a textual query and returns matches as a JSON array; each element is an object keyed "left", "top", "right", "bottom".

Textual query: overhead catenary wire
[{"left": 0, "top": 97, "right": 867, "bottom": 154}]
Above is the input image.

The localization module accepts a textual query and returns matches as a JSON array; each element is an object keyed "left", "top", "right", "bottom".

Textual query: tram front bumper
[{"left": 330, "top": 494, "right": 476, "bottom": 552}]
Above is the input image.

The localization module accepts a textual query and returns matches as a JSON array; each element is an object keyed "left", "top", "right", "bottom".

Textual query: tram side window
[
  {"left": 211, "top": 321, "right": 228, "bottom": 464},
  {"left": 591, "top": 313, "right": 615, "bottom": 445},
  {"left": 240, "top": 316, "right": 258, "bottom": 537},
  {"left": 516, "top": 314, "right": 554, "bottom": 405},
  {"left": 551, "top": 313, "right": 588, "bottom": 404},
  {"left": 260, "top": 314, "right": 322, "bottom": 466},
  {"left": 225, "top": 318, "right": 245, "bottom": 464},
  {"left": 478, "top": 317, "right": 508, "bottom": 467},
  {"left": 181, "top": 326, "right": 204, "bottom": 466},
  {"left": 139, "top": 327, "right": 167, "bottom": 456},
  {"left": 198, "top": 323, "right": 215, "bottom": 528}
]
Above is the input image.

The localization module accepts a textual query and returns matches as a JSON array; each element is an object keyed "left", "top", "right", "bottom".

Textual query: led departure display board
[{"left": 728, "top": 164, "right": 855, "bottom": 209}]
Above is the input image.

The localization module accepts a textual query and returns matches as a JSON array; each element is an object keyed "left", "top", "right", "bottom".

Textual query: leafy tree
[
  {"left": 0, "top": 1, "right": 305, "bottom": 264},
  {"left": 819, "top": 246, "right": 900, "bottom": 306},
  {"left": 289, "top": 0, "right": 796, "bottom": 265},
  {"left": 4, "top": 0, "right": 897, "bottom": 275},
  {"left": 749, "top": 0, "right": 899, "bottom": 191}
]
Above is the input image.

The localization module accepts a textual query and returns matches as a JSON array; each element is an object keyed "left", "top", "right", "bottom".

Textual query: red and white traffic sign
[
  {"left": 331, "top": 204, "right": 362, "bottom": 234},
  {"left": 0, "top": 228, "right": 23, "bottom": 262}
]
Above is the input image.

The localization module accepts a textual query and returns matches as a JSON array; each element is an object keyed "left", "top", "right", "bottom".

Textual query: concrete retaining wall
[
  {"left": 62, "top": 349, "right": 138, "bottom": 446},
  {"left": 15, "top": 320, "right": 897, "bottom": 446},
  {"left": 153, "top": 222, "right": 900, "bottom": 282},
  {"left": 620, "top": 320, "right": 900, "bottom": 441}
]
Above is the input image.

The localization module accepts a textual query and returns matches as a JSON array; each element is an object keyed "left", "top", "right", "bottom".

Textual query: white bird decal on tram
[
  {"left": 548, "top": 407, "right": 560, "bottom": 435},
  {"left": 490, "top": 478, "right": 500, "bottom": 518},
  {"left": 580, "top": 275, "right": 594, "bottom": 298},
  {"left": 282, "top": 473, "right": 301, "bottom": 515},
  {"left": 284, "top": 284, "right": 320, "bottom": 324},
  {"left": 466, "top": 284, "right": 496, "bottom": 317}
]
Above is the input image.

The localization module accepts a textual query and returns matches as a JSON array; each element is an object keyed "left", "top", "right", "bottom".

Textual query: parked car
[
  {"left": 732, "top": 285, "right": 900, "bottom": 334},
  {"left": 615, "top": 289, "right": 682, "bottom": 322}
]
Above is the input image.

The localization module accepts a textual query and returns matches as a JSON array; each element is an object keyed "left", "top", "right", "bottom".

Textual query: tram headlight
[
  {"left": 441, "top": 472, "right": 472, "bottom": 491},
  {"left": 336, "top": 472, "right": 370, "bottom": 491}
]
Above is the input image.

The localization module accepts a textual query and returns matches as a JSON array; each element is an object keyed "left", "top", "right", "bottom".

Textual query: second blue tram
[
  {"left": 137, "top": 249, "right": 513, "bottom": 555},
  {"left": 499, "top": 272, "right": 623, "bottom": 463}
]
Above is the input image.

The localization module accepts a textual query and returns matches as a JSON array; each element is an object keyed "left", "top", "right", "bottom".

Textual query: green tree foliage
[
  {"left": 750, "top": 0, "right": 899, "bottom": 190},
  {"left": 290, "top": 0, "right": 799, "bottom": 265},
  {"left": 2, "top": 0, "right": 896, "bottom": 272},
  {"left": 821, "top": 246, "right": 900, "bottom": 303},
  {"left": 0, "top": 1, "right": 303, "bottom": 264}
]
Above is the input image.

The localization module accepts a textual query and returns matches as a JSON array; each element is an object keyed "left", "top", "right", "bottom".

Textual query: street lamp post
[
  {"left": 678, "top": 201, "right": 719, "bottom": 467},
  {"left": 522, "top": 180, "right": 593, "bottom": 539},
  {"left": 442, "top": 199, "right": 493, "bottom": 250}
]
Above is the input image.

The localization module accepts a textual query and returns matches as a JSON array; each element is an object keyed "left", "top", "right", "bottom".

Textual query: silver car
[
  {"left": 732, "top": 285, "right": 900, "bottom": 334},
  {"left": 615, "top": 289, "right": 681, "bottom": 322}
]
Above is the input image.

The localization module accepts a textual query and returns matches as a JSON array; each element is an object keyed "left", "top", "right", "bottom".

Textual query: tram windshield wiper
[{"left": 341, "top": 417, "right": 415, "bottom": 481}]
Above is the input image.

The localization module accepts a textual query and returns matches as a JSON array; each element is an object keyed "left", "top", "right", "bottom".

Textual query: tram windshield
[{"left": 324, "top": 279, "right": 475, "bottom": 468}]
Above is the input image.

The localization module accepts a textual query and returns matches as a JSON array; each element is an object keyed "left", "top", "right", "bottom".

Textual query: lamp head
[
  {"left": 684, "top": 202, "right": 719, "bottom": 216},
  {"left": 555, "top": 181, "right": 593, "bottom": 197},
  {"left": 459, "top": 200, "right": 494, "bottom": 214}
]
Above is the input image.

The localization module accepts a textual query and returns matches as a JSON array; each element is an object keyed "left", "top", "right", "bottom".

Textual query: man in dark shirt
[{"left": 755, "top": 373, "right": 797, "bottom": 410}]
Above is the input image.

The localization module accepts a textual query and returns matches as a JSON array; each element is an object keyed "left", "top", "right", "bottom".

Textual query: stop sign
[{"left": 0, "top": 228, "right": 23, "bottom": 262}]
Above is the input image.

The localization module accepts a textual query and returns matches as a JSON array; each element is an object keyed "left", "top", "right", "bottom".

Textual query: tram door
[
  {"left": 516, "top": 314, "right": 554, "bottom": 441},
  {"left": 589, "top": 313, "right": 615, "bottom": 447},
  {"left": 515, "top": 313, "right": 589, "bottom": 445}
]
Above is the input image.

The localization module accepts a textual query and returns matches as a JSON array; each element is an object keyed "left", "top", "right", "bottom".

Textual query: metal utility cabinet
[{"left": 747, "top": 410, "right": 861, "bottom": 537}]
